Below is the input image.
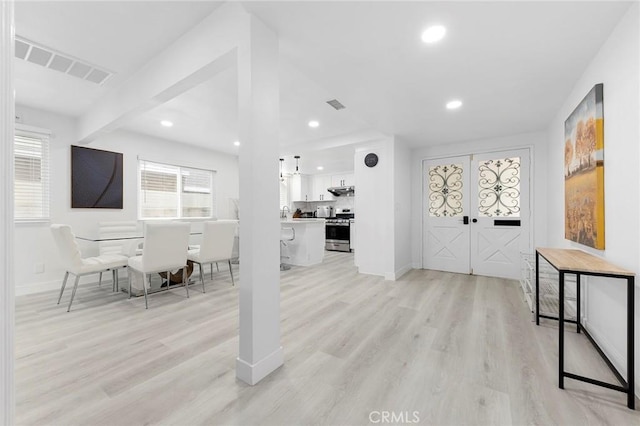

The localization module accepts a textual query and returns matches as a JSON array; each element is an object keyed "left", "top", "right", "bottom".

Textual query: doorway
[{"left": 422, "top": 148, "right": 531, "bottom": 280}]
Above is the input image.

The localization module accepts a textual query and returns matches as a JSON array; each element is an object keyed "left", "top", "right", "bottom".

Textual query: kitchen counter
[
  {"left": 281, "top": 219, "right": 325, "bottom": 266},
  {"left": 280, "top": 218, "right": 325, "bottom": 224}
]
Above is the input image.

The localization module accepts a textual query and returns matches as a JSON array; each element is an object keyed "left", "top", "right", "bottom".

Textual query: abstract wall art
[{"left": 71, "top": 145, "right": 123, "bottom": 209}]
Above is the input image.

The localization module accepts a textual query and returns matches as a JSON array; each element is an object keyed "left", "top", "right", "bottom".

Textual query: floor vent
[
  {"left": 326, "top": 99, "right": 346, "bottom": 110},
  {"left": 15, "top": 36, "right": 114, "bottom": 86}
]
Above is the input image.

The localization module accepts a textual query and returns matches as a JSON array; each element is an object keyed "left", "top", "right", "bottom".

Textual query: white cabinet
[
  {"left": 291, "top": 174, "right": 313, "bottom": 202},
  {"left": 301, "top": 177, "right": 312, "bottom": 201},
  {"left": 312, "top": 175, "right": 333, "bottom": 201},
  {"left": 331, "top": 173, "right": 355, "bottom": 187}
]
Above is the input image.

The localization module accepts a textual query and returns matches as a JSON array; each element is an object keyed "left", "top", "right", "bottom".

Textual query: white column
[
  {"left": 0, "top": 1, "right": 15, "bottom": 423},
  {"left": 236, "top": 14, "right": 283, "bottom": 385}
]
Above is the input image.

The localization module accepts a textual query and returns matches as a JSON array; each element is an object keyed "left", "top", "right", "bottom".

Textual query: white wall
[
  {"left": 410, "top": 131, "right": 548, "bottom": 268},
  {"left": 545, "top": 3, "right": 639, "bottom": 395},
  {"left": 393, "top": 139, "right": 412, "bottom": 279},
  {"left": 354, "top": 138, "right": 393, "bottom": 277},
  {"left": 354, "top": 136, "right": 412, "bottom": 280},
  {"left": 14, "top": 105, "right": 239, "bottom": 295}
]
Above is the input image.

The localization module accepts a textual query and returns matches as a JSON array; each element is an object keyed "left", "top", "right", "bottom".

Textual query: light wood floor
[{"left": 16, "top": 251, "right": 639, "bottom": 425}]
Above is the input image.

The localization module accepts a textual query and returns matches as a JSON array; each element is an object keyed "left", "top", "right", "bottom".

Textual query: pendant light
[
  {"left": 279, "top": 158, "right": 285, "bottom": 182},
  {"left": 294, "top": 155, "right": 301, "bottom": 175}
]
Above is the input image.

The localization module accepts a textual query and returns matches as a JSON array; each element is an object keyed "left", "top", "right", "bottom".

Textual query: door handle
[
  {"left": 463, "top": 216, "right": 469, "bottom": 225},
  {"left": 472, "top": 218, "right": 478, "bottom": 223}
]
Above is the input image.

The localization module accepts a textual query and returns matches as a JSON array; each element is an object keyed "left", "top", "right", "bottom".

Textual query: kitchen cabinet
[
  {"left": 291, "top": 174, "right": 313, "bottom": 202},
  {"left": 331, "top": 173, "right": 355, "bottom": 187},
  {"left": 312, "top": 174, "right": 333, "bottom": 201}
]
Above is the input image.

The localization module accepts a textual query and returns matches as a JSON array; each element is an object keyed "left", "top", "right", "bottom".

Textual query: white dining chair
[
  {"left": 97, "top": 220, "right": 139, "bottom": 290},
  {"left": 187, "top": 220, "right": 238, "bottom": 291},
  {"left": 127, "top": 222, "right": 191, "bottom": 309},
  {"left": 50, "top": 224, "right": 129, "bottom": 312}
]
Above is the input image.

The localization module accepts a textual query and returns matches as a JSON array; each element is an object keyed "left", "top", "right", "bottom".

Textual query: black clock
[{"left": 364, "top": 153, "right": 378, "bottom": 168}]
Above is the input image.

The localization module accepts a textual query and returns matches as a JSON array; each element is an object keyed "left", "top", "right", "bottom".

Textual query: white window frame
[
  {"left": 280, "top": 175, "right": 291, "bottom": 210},
  {"left": 137, "top": 158, "right": 216, "bottom": 220},
  {"left": 14, "top": 125, "right": 50, "bottom": 223}
]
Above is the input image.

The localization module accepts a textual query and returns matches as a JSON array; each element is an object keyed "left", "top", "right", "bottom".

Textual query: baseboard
[
  {"left": 15, "top": 274, "right": 123, "bottom": 297},
  {"left": 583, "top": 319, "right": 640, "bottom": 399},
  {"left": 15, "top": 279, "right": 60, "bottom": 296},
  {"left": 236, "top": 346, "right": 284, "bottom": 385},
  {"left": 357, "top": 268, "right": 384, "bottom": 278},
  {"left": 392, "top": 264, "right": 412, "bottom": 281},
  {"left": 412, "top": 261, "right": 422, "bottom": 269}
]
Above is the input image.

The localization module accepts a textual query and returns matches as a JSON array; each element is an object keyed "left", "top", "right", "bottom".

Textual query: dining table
[{"left": 77, "top": 231, "right": 203, "bottom": 296}]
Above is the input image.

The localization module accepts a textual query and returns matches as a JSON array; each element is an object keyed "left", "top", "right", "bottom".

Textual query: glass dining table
[{"left": 76, "top": 231, "right": 203, "bottom": 296}]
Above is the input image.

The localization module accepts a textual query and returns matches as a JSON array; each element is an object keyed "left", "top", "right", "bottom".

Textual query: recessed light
[
  {"left": 308, "top": 120, "right": 319, "bottom": 128},
  {"left": 233, "top": 140, "right": 240, "bottom": 146},
  {"left": 160, "top": 120, "right": 173, "bottom": 127},
  {"left": 421, "top": 25, "right": 446, "bottom": 44},
  {"left": 446, "top": 100, "right": 463, "bottom": 110},
  {"left": 317, "top": 166, "right": 324, "bottom": 171}
]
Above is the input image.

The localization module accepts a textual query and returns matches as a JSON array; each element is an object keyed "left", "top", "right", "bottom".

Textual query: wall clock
[{"left": 364, "top": 153, "right": 378, "bottom": 168}]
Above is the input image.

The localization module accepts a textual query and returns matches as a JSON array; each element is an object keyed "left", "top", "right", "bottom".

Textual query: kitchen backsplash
[
  {"left": 292, "top": 196, "right": 355, "bottom": 214},
  {"left": 333, "top": 197, "right": 354, "bottom": 211}
]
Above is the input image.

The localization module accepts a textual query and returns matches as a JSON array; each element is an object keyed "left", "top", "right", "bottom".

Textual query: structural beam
[{"left": 76, "top": 2, "right": 245, "bottom": 143}]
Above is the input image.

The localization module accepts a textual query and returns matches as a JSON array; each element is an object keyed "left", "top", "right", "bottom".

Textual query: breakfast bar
[
  {"left": 535, "top": 248, "right": 635, "bottom": 409},
  {"left": 280, "top": 219, "right": 325, "bottom": 266}
]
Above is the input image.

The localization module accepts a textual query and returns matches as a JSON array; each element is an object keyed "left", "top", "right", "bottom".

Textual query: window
[
  {"left": 279, "top": 175, "right": 290, "bottom": 210},
  {"left": 14, "top": 131, "right": 50, "bottom": 222},
  {"left": 138, "top": 159, "right": 215, "bottom": 220}
]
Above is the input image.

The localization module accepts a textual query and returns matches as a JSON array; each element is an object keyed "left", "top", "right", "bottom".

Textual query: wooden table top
[{"left": 536, "top": 248, "right": 635, "bottom": 277}]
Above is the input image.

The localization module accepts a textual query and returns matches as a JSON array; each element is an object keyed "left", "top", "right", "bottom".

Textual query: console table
[{"left": 535, "top": 248, "right": 635, "bottom": 409}]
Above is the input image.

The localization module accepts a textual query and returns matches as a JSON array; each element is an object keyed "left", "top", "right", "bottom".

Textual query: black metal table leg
[
  {"left": 536, "top": 251, "right": 540, "bottom": 325},
  {"left": 576, "top": 274, "right": 581, "bottom": 334},
  {"left": 559, "top": 271, "right": 565, "bottom": 389},
  {"left": 627, "top": 276, "right": 635, "bottom": 409},
  {"left": 536, "top": 249, "right": 635, "bottom": 409}
]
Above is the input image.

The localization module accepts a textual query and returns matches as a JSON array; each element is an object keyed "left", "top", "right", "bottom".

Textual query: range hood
[{"left": 327, "top": 186, "right": 355, "bottom": 197}]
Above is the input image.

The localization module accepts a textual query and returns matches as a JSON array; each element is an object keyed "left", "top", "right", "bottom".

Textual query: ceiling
[{"left": 13, "top": 1, "right": 634, "bottom": 174}]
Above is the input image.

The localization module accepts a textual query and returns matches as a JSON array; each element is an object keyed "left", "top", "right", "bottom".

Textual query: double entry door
[{"left": 423, "top": 149, "right": 531, "bottom": 280}]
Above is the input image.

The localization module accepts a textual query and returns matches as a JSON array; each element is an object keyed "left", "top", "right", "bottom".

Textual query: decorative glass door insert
[
  {"left": 477, "top": 156, "right": 521, "bottom": 217},
  {"left": 428, "top": 163, "right": 464, "bottom": 217}
]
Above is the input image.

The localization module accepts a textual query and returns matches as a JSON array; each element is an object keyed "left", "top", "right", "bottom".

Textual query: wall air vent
[
  {"left": 326, "top": 99, "right": 346, "bottom": 110},
  {"left": 14, "top": 36, "right": 114, "bottom": 86}
]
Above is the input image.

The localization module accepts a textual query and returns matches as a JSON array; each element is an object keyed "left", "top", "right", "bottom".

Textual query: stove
[
  {"left": 325, "top": 218, "right": 351, "bottom": 224},
  {"left": 325, "top": 210, "right": 354, "bottom": 252}
]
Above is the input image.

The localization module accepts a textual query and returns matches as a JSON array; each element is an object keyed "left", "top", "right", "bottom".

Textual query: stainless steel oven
[{"left": 325, "top": 218, "right": 351, "bottom": 252}]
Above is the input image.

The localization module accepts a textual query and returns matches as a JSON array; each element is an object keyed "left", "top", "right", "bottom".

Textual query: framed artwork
[
  {"left": 71, "top": 145, "right": 123, "bottom": 209},
  {"left": 564, "top": 83, "right": 604, "bottom": 249}
]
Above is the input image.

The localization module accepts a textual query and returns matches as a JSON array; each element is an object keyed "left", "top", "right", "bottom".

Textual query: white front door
[
  {"left": 470, "top": 149, "right": 530, "bottom": 279},
  {"left": 423, "top": 149, "right": 531, "bottom": 280},
  {"left": 423, "top": 156, "right": 471, "bottom": 274}
]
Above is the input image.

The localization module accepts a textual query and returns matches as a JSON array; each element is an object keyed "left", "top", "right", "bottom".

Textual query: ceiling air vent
[
  {"left": 14, "top": 36, "right": 114, "bottom": 86},
  {"left": 326, "top": 99, "right": 346, "bottom": 110}
]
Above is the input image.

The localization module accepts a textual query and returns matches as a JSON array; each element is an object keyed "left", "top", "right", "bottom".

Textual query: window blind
[
  {"left": 138, "top": 159, "right": 215, "bottom": 220},
  {"left": 14, "top": 133, "right": 50, "bottom": 221},
  {"left": 181, "top": 166, "right": 213, "bottom": 218}
]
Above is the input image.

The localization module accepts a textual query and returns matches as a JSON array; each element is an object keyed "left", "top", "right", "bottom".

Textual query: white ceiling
[
  {"left": 13, "top": 1, "right": 634, "bottom": 174},
  {"left": 15, "top": 1, "right": 222, "bottom": 116},
  {"left": 245, "top": 1, "right": 633, "bottom": 146}
]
